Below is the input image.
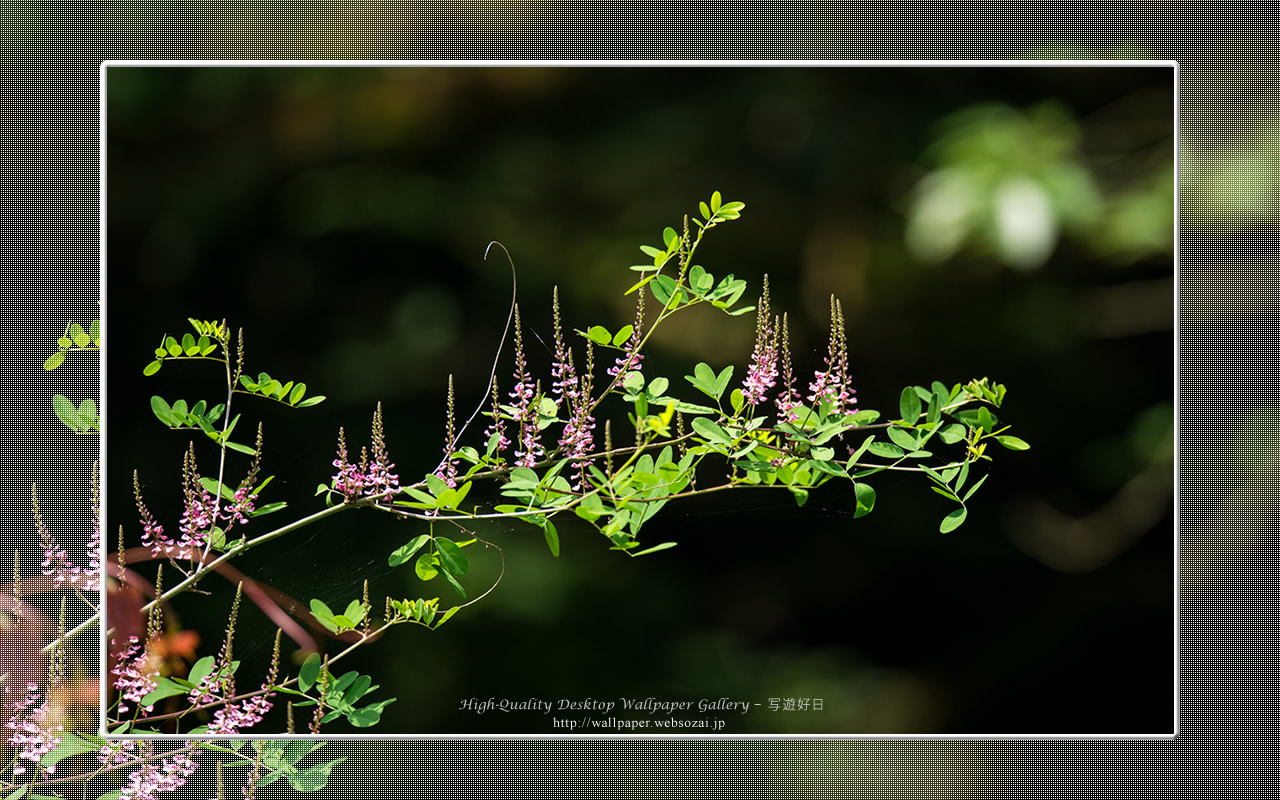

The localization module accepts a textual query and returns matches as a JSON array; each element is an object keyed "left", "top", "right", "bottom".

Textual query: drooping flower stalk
[
  {"left": 33, "top": 483, "right": 84, "bottom": 589},
  {"left": 135, "top": 470, "right": 173, "bottom": 558},
  {"left": 742, "top": 275, "right": 779, "bottom": 407}
]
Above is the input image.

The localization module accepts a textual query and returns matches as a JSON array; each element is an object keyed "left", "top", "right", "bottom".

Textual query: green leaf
[
  {"left": 138, "top": 677, "right": 190, "bottom": 708},
  {"left": 69, "top": 323, "right": 91, "bottom": 348},
  {"left": 631, "top": 541, "right": 678, "bottom": 556},
  {"left": 886, "top": 426, "right": 919, "bottom": 452},
  {"left": 691, "top": 416, "right": 732, "bottom": 446},
  {"left": 52, "top": 395, "right": 83, "bottom": 432},
  {"left": 713, "top": 365, "right": 734, "bottom": 399},
  {"left": 612, "top": 325, "right": 634, "bottom": 347},
  {"left": 170, "top": 398, "right": 189, "bottom": 424},
  {"left": 309, "top": 598, "right": 336, "bottom": 625},
  {"left": 854, "top": 482, "right": 876, "bottom": 518},
  {"left": 181, "top": 332, "right": 195, "bottom": 352},
  {"left": 699, "top": 201, "right": 712, "bottom": 220},
  {"left": 41, "top": 732, "right": 102, "bottom": 768},
  {"left": 4, "top": 786, "right": 29, "bottom": 800},
  {"left": 226, "top": 440, "right": 257, "bottom": 455},
  {"left": 423, "top": 473, "right": 451, "bottom": 496},
  {"left": 543, "top": 520, "right": 560, "bottom": 557},
  {"left": 809, "top": 458, "right": 849, "bottom": 478},
  {"left": 287, "top": 758, "right": 347, "bottom": 792},
  {"left": 927, "top": 391, "right": 943, "bottom": 425},
  {"left": 199, "top": 477, "right": 236, "bottom": 501},
  {"left": 662, "top": 226, "right": 678, "bottom": 248},
  {"left": 899, "top": 386, "right": 922, "bottom": 423},
  {"left": 978, "top": 406, "right": 996, "bottom": 433},
  {"left": 289, "top": 383, "right": 307, "bottom": 405},
  {"left": 439, "top": 566, "right": 467, "bottom": 599},
  {"left": 143, "top": 359, "right": 162, "bottom": 376},
  {"left": 249, "top": 501, "right": 287, "bottom": 517},
  {"left": 962, "top": 474, "right": 989, "bottom": 504},
  {"left": 43, "top": 351, "right": 65, "bottom": 371},
  {"left": 651, "top": 274, "right": 678, "bottom": 306},
  {"left": 389, "top": 535, "right": 431, "bottom": 567},
  {"left": 710, "top": 190, "right": 722, "bottom": 213},
  {"left": 730, "top": 387, "right": 745, "bottom": 414},
  {"left": 867, "top": 441, "right": 905, "bottom": 459},
  {"left": 938, "top": 423, "right": 967, "bottom": 444},
  {"left": 188, "top": 655, "right": 217, "bottom": 688},
  {"left": 402, "top": 487, "right": 438, "bottom": 508},
  {"left": 150, "top": 395, "right": 177, "bottom": 427},
  {"left": 587, "top": 325, "right": 611, "bottom": 345},
  {"left": 994, "top": 435, "right": 1031, "bottom": 451},
  {"left": 435, "top": 537, "right": 469, "bottom": 577},
  {"left": 940, "top": 507, "right": 968, "bottom": 533},
  {"left": 296, "top": 395, "right": 326, "bottom": 407},
  {"left": 413, "top": 553, "right": 439, "bottom": 581}
]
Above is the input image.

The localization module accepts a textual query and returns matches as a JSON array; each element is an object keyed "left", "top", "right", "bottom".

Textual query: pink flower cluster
[
  {"left": 208, "top": 693, "right": 273, "bottom": 735},
  {"left": 98, "top": 740, "right": 200, "bottom": 800},
  {"left": 117, "top": 746, "right": 199, "bottom": 800},
  {"left": 550, "top": 289, "right": 596, "bottom": 476},
  {"left": 807, "top": 297, "right": 856, "bottom": 416},
  {"left": 332, "top": 403, "right": 400, "bottom": 502},
  {"left": 507, "top": 305, "right": 544, "bottom": 469},
  {"left": 741, "top": 277, "right": 778, "bottom": 407},
  {"left": 135, "top": 442, "right": 261, "bottom": 562},
  {"left": 5, "top": 683, "right": 62, "bottom": 777},
  {"left": 111, "top": 635, "right": 160, "bottom": 716},
  {"left": 607, "top": 289, "right": 646, "bottom": 379}
]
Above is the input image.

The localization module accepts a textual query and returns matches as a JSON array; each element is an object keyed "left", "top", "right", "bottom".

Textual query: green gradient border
[{"left": 3, "top": 6, "right": 1234, "bottom": 796}]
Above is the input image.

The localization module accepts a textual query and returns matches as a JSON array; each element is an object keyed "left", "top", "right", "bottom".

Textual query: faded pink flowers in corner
[
  {"left": 33, "top": 474, "right": 97, "bottom": 592},
  {"left": 5, "top": 683, "right": 62, "bottom": 777}
]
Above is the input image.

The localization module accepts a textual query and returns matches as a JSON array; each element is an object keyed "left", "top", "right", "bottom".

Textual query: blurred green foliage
[{"left": 106, "top": 66, "right": 1174, "bottom": 734}]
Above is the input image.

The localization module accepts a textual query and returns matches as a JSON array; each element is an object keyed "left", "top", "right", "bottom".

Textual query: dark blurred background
[{"left": 104, "top": 65, "right": 1174, "bottom": 734}]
